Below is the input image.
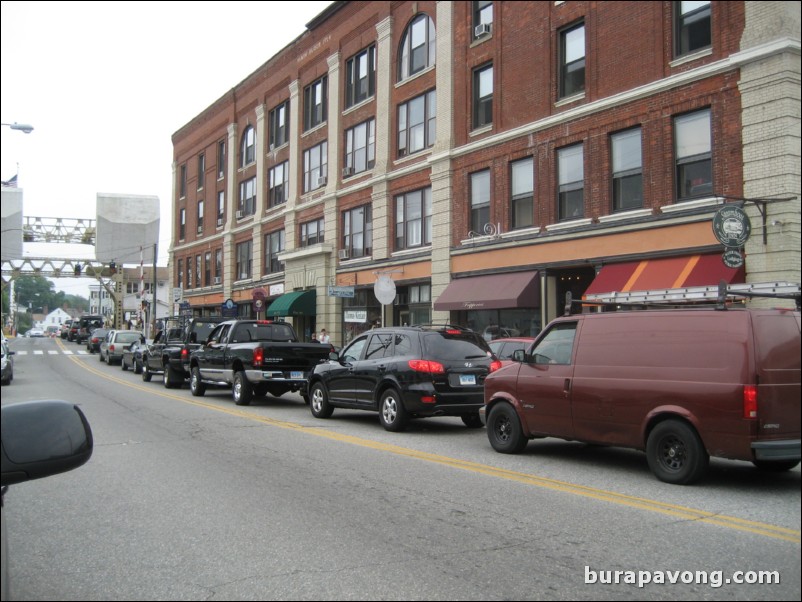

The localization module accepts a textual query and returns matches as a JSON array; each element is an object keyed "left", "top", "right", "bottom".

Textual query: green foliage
[{"left": 10, "top": 275, "right": 88, "bottom": 313}]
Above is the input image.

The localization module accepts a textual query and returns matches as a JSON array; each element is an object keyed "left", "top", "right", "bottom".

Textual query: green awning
[{"left": 266, "top": 290, "right": 316, "bottom": 317}]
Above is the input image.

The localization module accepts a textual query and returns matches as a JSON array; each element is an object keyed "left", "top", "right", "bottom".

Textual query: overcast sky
[{"left": 1, "top": 0, "right": 332, "bottom": 299}]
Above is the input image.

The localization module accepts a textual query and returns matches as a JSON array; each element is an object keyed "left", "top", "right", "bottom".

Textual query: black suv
[{"left": 308, "top": 325, "right": 501, "bottom": 431}]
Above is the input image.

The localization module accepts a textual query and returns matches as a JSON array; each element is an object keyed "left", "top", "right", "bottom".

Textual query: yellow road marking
[{"left": 63, "top": 339, "right": 801, "bottom": 544}]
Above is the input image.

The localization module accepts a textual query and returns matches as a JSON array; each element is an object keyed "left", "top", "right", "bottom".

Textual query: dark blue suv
[{"left": 308, "top": 325, "right": 501, "bottom": 431}]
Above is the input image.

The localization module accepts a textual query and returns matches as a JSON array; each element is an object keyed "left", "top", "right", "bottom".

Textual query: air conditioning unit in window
[
  {"left": 217, "top": 217, "right": 223, "bottom": 227},
  {"left": 338, "top": 249, "right": 349, "bottom": 260},
  {"left": 342, "top": 166, "right": 354, "bottom": 178},
  {"left": 236, "top": 210, "right": 244, "bottom": 219},
  {"left": 317, "top": 176, "right": 327, "bottom": 187},
  {"left": 197, "top": 226, "right": 203, "bottom": 234},
  {"left": 214, "top": 276, "right": 221, "bottom": 284},
  {"left": 474, "top": 23, "right": 492, "bottom": 38}
]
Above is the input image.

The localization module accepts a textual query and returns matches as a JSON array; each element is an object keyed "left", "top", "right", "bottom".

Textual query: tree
[{"left": 13, "top": 275, "right": 56, "bottom": 312}]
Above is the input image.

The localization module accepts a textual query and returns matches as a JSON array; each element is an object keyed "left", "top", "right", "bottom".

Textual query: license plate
[
  {"left": 459, "top": 374, "right": 476, "bottom": 386},
  {"left": 291, "top": 371, "right": 304, "bottom": 379}
]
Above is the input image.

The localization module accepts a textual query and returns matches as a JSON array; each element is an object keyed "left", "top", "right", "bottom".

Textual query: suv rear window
[{"left": 422, "top": 332, "right": 490, "bottom": 360}]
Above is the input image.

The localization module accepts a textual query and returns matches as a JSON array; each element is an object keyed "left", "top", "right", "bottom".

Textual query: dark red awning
[{"left": 434, "top": 272, "right": 539, "bottom": 311}]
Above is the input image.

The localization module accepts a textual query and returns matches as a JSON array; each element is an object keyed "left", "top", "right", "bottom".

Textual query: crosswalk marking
[{"left": 11, "top": 349, "right": 90, "bottom": 356}]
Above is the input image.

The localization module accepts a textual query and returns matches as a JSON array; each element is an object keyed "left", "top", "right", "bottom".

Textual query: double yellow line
[{"left": 65, "top": 340, "right": 801, "bottom": 544}]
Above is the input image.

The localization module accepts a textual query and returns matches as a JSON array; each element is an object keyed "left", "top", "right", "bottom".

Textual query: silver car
[
  {"left": 1, "top": 339, "right": 14, "bottom": 385},
  {"left": 100, "top": 331, "right": 145, "bottom": 365}
]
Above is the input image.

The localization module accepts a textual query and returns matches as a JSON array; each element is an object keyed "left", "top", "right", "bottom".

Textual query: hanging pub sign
[
  {"left": 722, "top": 248, "right": 745, "bottom": 269},
  {"left": 712, "top": 205, "right": 752, "bottom": 248}
]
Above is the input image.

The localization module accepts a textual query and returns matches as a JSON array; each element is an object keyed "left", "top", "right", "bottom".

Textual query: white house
[{"left": 36, "top": 308, "right": 75, "bottom": 331}]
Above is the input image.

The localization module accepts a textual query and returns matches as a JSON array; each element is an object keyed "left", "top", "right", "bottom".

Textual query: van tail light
[
  {"left": 253, "top": 347, "right": 264, "bottom": 368},
  {"left": 489, "top": 360, "right": 502, "bottom": 373},
  {"left": 408, "top": 359, "right": 445, "bottom": 374},
  {"left": 743, "top": 385, "right": 758, "bottom": 419}
]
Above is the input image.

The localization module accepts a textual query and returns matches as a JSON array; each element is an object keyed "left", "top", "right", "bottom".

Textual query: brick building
[{"left": 171, "top": 1, "right": 801, "bottom": 347}]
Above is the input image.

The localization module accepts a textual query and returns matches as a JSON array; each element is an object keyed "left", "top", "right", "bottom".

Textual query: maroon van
[{"left": 482, "top": 305, "right": 801, "bottom": 484}]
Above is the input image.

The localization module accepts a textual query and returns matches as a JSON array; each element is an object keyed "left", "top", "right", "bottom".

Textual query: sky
[{"left": 1, "top": 0, "right": 333, "bottom": 299}]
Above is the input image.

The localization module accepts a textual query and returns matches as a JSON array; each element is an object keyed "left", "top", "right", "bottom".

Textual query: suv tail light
[
  {"left": 489, "top": 359, "right": 502, "bottom": 373},
  {"left": 253, "top": 347, "right": 264, "bottom": 368},
  {"left": 743, "top": 385, "right": 758, "bottom": 419},
  {"left": 181, "top": 348, "right": 189, "bottom": 361},
  {"left": 408, "top": 359, "right": 445, "bottom": 374}
]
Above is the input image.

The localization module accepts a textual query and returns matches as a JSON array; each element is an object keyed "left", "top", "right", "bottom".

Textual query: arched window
[
  {"left": 398, "top": 14, "right": 436, "bottom": 82},
  {"left": 240, "top": 125, "right": 255, "bottom": 167}
]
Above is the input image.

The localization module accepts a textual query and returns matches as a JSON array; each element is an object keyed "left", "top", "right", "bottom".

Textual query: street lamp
[{"left": 1, "top": 122, "right": 34, "bottom": 134}]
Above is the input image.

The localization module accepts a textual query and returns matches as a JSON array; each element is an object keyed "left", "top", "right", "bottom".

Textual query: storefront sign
[
  {"left": 345, "top": 310, "right": 367, "bottom": 323},
  {"left": 712, "top": 205, "right": 751, "bottom": 248},
  {"left": 221, "top": 298, "right": 238, "bottom": 318},
  {"left": 269, "top": 283, "right": 284, "bottom": 296},
  {"left": 722, "top": 249, "right": 744, "bottom": 269},
  {"left": 328, "top": 285, "right": 355, "bottom": 298}
]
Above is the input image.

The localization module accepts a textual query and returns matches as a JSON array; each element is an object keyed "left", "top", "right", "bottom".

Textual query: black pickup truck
[
  {"left": 141, "top": 317, "right": 225, "bottom": 387},
  {"left": 188, "top": 319, "right": 333, "bottom": 405}
]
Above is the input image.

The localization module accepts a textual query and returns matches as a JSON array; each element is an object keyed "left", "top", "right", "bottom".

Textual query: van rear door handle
[{"left": 564, "top": 378, "right": 571, "bottom": 397}]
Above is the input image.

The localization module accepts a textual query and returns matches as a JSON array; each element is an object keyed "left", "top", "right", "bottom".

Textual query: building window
[
  {"left": 126, "top": 282, "right": 140, "bottom": 294},
  {"left": 398, "top": 13, "right": 436, "bottom": 82},
  {"left": 197, "top": 153, "right": 205, "bottom": 190},
  {"left": 196, "top": 255, "right": 202, "bottom": 289},
  {"left": 179, "top": 164, "right": 187, "bottom": 198},
  {"left": 346, "top": 45, "right": 376, "bottom": 108},
  {"left": 303, "top": 141, "right": 328, "bottom": 193},
  {"left": 675, "top": 109, "right": 712, "bottom": 200},
  {"left": 344, "top": 119, "right": 375, "bottom": 175},
  {"left": 238, "top": 177, "right": 256, "bottom": 216},
  {"left": 675, "top": 1, "right": 711, "bottom": 57},
  {"left": 558, "top": 144, "right": 584, "bottom": 220},
  {"left": 177, "top": 259, "right": 183, "bottom": 289},
  {"left": 217, "top": 191, "right": 225, "bottom": 227},
  {"left": 240, "top": 126, "right": 255, "bottom": 167},
  {"left": 473, "top": 63, "right": 493, "bottom": 129},
  {"left": 236, "top": 240, "right": 252, "bottom": 280},
  {"left": 197, "top": 200, "right": 204, "bottom": 233},
  {"left": 268, "top": 161, "right": 289, "bottom": 207},
  {"left": 559, "top": 22, "right": 585, "bottom": 98},
  {"left": 179, "top": 208, "right": 186, "bottom": 240},
  {"left": 204, "top": 252, "right": 211, "bottom": 287},
  {"left": 217, "top": 140, "right": 225, "bottom": 179},
  {"left": 264, "top": 230, "right": 285, "bottom": 275},
  {"left": 473, "top": 1, "right": 493, "bottom": 37},
  {"left": 470, "top": 170, "right": 491, "bottom": 234},
  {"left": 510, "top": 158, "right": 534, "bottom": 230},
  {"left": 395, "top": 187, "right": 432, "bottom": 250},
  {"left": 303, "top": 76, "right": 328, "bottom": 131},
  {"left": 269, "top": 101, "right": 289, "bottom": 149},
  {"left": 342, "top": 205, "right": 373, "bottom": 259},
  {"left": 215, "top": 249, "right": 222, "bottom": 281},
  {"left": 398, "top": 90, "right": 436, "bottom": 157},
  {"left": 300, "top": 218, "right": 325, "bottom": 247},
  {"left": 186, "top": 256, "right": 193, "bottom": 289},
  {"left": 611, "top": 128, "right": 643, "bottom": 211}
]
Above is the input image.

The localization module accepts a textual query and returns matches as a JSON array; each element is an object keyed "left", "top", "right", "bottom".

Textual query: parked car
[
  {"left": 1, "top": 339, "right": 14, "bottom": 385},
  {"left": 121, "top": 339, "right": 150, "bottom": 374},
  {"left": 100, "top": 331, "right": 145, "bottom": 365},
  {"left": 86, "top": 328, "right": 110, "bottom": 354},
  {"left": 488, "top": 337, "right": 536, "bottom": 366},
  {"left": 25, "top": 328, "right": 45, "bottom": 338},
  {"left": 482, "top": 298, "right": 801, "bottom": 485},
  {"left": 308, "top": 325, "right": 502, "bottom": 432},
  {"left": 67, "top": 320, "right": 80, "bottom": 342},
  {"left": 76, "top": 315, "right": 105, "bottom": 344},
  {"left": 1, "top": 400, "right": 94, "bottom": 601}
]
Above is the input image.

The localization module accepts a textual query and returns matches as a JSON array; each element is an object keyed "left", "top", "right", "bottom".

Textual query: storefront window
[
  {"left": 341, "top": 289, "right": 382, "bottom": 345},
  {"left": 461, "top": 308, "right": 541, "bottom": 340}
]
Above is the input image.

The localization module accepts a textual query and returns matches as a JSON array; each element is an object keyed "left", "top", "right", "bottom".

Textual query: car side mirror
[
  {"left": 329, "top": 351, "right": 339, "bottom": 361},
  {"left": 1, "top": 400, "right": 93, "bottom": 487},
  {"left": 511, "top": 349, "right": 525, "bottom": 363}
]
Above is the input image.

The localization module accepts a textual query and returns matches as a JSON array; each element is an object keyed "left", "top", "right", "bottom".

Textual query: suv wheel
[
  {"left": 309, "top": 382, "right": 333, "bottom": 418},
  {"left": 646, "top": 420, "right": 709, "bottom": 485},
  {"left": 461, "top": 412, "right": 484, "bottom": 429},
  {"left": 190, "top": 366, "right": 206, "bottom": 397},
  {"left": 379, "top": 389, "right": 408, "bottom": 432},
  {"left": 232, "top": 371, "right": 252, "bottom": 406},
  {"left": 133, "top": 359, "right": 143, "bottom": 375},
  {"left": 487, "top": 403, "right": 528, "bottom": 453},
  {"left": 164, "top": 364, "right": 181, "bottom": 389}
]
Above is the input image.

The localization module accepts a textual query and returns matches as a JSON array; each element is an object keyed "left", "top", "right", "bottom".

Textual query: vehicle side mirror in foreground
[
  {"left": 1, "top": 400, "right": 93, "bottom": 487},
  {"left": 511, "top": 349, "right": 525, "bottom": 363},
  {"left": 329, "top": 351, "right": 340, "bottom": 361}
]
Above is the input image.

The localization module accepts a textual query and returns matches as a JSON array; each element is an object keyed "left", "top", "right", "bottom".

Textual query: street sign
[
  {"left": 172, "top": 287, "right": 183, "bottom": 303},
  {"left": 328, "top": 285, "right": 355, "bottom": 298}
]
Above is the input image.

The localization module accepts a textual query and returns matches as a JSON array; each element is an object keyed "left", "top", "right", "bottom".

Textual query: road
[{"left": 2, "top": 335, "right": 800, "bottom": 601}]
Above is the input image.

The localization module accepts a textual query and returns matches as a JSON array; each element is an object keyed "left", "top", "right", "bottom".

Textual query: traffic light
[
  {"left": 74, "top": 263, "right": 82, "bottom": 276},
  {"left": 109, "top": 260, "right": 117, "bottom": 275}
]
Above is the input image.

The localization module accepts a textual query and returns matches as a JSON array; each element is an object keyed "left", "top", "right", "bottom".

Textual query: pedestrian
[
  {"left": 310, "top": 331, "right": 319, "bottom": 343},
  {"left": 318, "top": 329, "right": 330, "bottom": 344}
]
